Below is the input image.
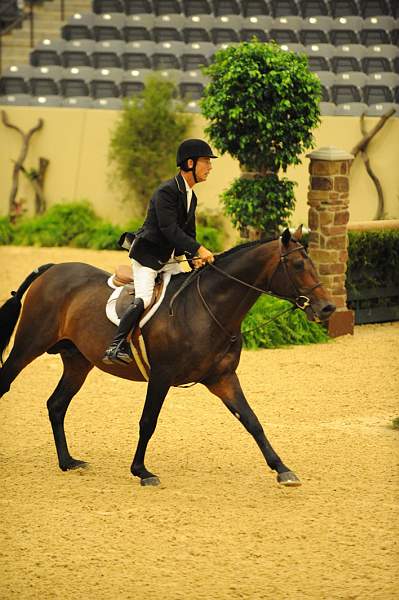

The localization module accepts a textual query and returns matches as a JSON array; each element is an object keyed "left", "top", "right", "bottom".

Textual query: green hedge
[
  {"left": 0, "top": 202, "right": 225, "bottom": 252},
  {"left": 242, "top": 295, "right": 329, "bottom": 349},
  {"left": 346, "top": 230, "right": 399, "bottom": 293},
  {"left": 0, "top": 202, "right": 330, "bottom": 349}
]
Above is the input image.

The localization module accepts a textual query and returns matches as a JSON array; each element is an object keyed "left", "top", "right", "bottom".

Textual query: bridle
[
  {"left": 205, "top": 240, "right": 322, "bottom": 320},
  {"left": 168, "top": 238, "right": 323, "bottom": 387},
  {"left": 169, "top": 239, "right": 323, "bottom": 341},
  {"left": 267, "top": 240, "right": 322, "bottom": 311}
]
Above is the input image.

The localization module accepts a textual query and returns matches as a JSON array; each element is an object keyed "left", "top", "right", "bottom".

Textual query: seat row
[
  {"left": 30, "top": 36, "right": 399, "bottom": 62},
  {"left": 6, "top": 59, "right": 399, "bottom": 83},
  {"left": 324, "top": 82, "right": 399, "bottom": 102},
  {"left": 0, "top": 75, "right": 205, "bottom": 109},
  {"left": 3, "top": 63, "right": 209, "bottom": 81},
  {"left": 64, "top": 12, "right": 399, "bottom": 40},
  {"left": 1, "top": 69, "right": 397, "bottom": 102},
  {"left": 91, "top": 0, "right": 398, "bottom": 18},
  {"left": 308, "top": 55, "right": 399, "bottom": 74},
  {"left": 3, "top": 66, "right": 397, "bottom": 95},
  {"left": 321, "top": 83, "right": 399, "bottom": 114},
  {"left": 22, "top": 49, "right": 399, "bottom": 82},
  {"left": 1, "top": 83, "right": 398, "bottom": 114},
  {"left": 30, "top": 50, "right": 210, "bottom": 69},
  {"left": 1, "top": 79, "right": 398, "bottom": 115},
  {"left": 61, "top": 19, "right": 399, "bottom": 47}
]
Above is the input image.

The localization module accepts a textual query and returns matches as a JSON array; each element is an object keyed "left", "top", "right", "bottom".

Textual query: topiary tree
[
  {"left": 201, "top": 40, "right": 321, "bottom": 238},
  {"left": 109, "top": 74, "right": 192, "bottom": 216}
]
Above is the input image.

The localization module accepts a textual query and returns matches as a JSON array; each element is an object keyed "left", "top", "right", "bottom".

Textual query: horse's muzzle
[{"left": 306, "top": 301, "right": 336, "bottom": 323}]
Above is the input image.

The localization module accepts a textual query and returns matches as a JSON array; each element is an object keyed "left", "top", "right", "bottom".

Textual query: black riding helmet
[{"left": 176, "top": 138, "right": 217, "bottom": 183}]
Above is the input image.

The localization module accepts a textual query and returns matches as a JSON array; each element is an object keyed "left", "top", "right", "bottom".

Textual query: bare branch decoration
[
  {"left": 1, "top": 110, "right": 44, "bottom": 219},
  {"left": 351, "top": 108, "right": 395, "bottom": 220}
]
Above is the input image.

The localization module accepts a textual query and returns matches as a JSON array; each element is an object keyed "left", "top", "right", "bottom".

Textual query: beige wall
[{"left": 1, "top": 107, "right": 398, "bottom": 232}]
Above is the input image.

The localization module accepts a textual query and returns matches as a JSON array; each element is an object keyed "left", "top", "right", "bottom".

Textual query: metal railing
[{"left": 0, "top": 0, "right": 66, "bottom": 75}]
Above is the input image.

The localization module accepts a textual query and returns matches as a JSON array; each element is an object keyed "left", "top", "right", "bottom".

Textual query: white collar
[{"left": 183, "top": 176, "right": 192, "bottom": 195}]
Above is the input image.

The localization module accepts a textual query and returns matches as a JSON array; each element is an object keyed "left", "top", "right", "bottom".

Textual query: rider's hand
[{"left": 195, "top": 245, "right": 214, "bottom": 267}]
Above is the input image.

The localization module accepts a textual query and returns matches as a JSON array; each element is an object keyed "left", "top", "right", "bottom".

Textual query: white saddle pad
[{"left": 106, "top": 272, "right": 172, "bottom": 328}]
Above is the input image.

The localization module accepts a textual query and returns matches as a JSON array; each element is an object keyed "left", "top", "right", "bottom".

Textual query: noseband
[
  {"left": 268, "top": 241, "right": 322, "bottom": 310},
  {"left": 206, "top": 240, "right": 322, "bottom": 313},
  {"left": 185, "top": 239, "right": 323, "bottom": 344}
]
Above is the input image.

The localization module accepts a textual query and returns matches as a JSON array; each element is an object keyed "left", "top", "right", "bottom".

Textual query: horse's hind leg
[
  {"left": 0, "top": 341, "right": 44, "bottom": 399},
  {"left": 0, "top": 350, "right": 28, "bottom": 399},
  {"left": 47, "top": 348, "right": 93, "bottom": 471},
  {"left": 206, "top": 372, "right": 301, "bottom": 487},
  {"left": 0, "top": 309, "right": 60, "bottom": 399}
]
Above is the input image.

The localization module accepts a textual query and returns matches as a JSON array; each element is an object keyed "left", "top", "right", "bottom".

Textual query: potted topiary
[{"left": 201, "top": 40, "right": 321, "bottom": 238}]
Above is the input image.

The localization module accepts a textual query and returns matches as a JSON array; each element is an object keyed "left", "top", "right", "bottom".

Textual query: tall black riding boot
[{"left": 102, "top": 298, "right": 145, "bottom": 365}]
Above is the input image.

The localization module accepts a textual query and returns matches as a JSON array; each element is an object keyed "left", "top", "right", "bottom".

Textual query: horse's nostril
[{"left": 322, "top": 304, "right": 336, "bottom": 315}]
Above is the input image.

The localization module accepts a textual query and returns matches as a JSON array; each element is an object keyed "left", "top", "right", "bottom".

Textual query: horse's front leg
[
  {"left": 131, "top": 374, "right": 170, "bottom": 487},
  {"left": 206, "top": 372, "right": 301, "bottom": 486}
]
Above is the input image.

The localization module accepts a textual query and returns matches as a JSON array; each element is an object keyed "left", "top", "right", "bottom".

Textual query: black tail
[{"left": 0, "top": 263, "right": 54, "bottom": 365}]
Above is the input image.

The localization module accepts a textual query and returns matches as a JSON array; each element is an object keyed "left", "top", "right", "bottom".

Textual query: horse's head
[{"left": 268, "top": 226, "right": 336, "bottom": 323}]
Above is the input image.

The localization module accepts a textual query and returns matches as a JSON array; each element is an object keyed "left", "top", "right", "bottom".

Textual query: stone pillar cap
[{"left": 307, "top": 146, "right": 354, "bottom": 161}]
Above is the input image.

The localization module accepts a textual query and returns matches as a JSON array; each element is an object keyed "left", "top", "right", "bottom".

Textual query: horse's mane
[{"left": 215, "top": 237, "right": 277, "bottom": 263}]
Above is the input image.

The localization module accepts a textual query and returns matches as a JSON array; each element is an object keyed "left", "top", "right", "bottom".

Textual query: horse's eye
[{"left": 293, "top": 260, "right": 305, "bottom": 271}]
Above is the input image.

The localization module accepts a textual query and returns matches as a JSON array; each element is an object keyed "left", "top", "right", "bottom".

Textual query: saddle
[
  {"left": 110, "top": 264, "right": 164, "bottom": 320},
  {"left": 106, "top": 265, "right": 167, "bottom": 381}
]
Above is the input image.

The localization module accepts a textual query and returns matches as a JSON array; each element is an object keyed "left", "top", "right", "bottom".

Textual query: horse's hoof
[
  {"left": 277, "top": 471, "right": 301, "bottom": 487},
  {"left": 140, "top": 476, "right": 160, "bottom": 487},
  {"left": 62, "top": 459, "right": 89, "bottom": 471}
]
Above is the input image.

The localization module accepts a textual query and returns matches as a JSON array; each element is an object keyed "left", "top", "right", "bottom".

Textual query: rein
[
  {"left": 200, "top": 242, "right": 322, "bottom": 339},
  {"left": 169, "top": 240, "right": 322, "bottom": 388}
]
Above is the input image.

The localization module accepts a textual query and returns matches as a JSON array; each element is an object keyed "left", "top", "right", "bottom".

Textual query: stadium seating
[
  {"left": 329, "top": 0, "right": 360, "bottom": 17},
  {"left": 1, "top": 0, "right": 398, "bottom": 112},
  {"left": 360, "top": 0, "right": 391, "bottom": 18},
  {"left": 300, "top": 0, "right": 329, "bottom": 18},
  {"left": 182, "top": 0, "right": 212, "bottom": 15},
  {"left": 270, "top": 0, "right": 299, "bottom": 17},
  {"left": 240, "top": 0, "right": 270, "bottom": 17},
  {"left": 125, "top": 0, "right": 153, "bottom": 14}
]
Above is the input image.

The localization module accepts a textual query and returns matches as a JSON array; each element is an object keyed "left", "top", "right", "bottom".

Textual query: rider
[{"left": 102, "top": 138, "right": 217, "bottom": 365}]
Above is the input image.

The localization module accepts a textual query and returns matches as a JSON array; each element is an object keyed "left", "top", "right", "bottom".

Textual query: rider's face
[{"left": 188, "top": 157, "right": 212, "bottom": 182}]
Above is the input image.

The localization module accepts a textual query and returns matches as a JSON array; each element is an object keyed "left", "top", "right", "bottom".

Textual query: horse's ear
[
  {"left": 281, "top": 228, "right": 291, "bottom": 247},
  {"left": 292, "top": 225, "right": 303, "bottom": 242}
]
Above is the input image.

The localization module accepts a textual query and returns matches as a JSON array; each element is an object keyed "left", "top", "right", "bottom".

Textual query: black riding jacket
[{"left": 129, "top": 173, "right": 201, "bottom": 270}]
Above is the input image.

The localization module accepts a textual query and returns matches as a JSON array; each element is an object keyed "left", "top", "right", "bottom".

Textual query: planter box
[{"left": 347, "top": 285, "right": 399, "bottom": 325}]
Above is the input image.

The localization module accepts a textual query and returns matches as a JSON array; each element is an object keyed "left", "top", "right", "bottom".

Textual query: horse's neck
[{"left": 203, "top": 241, "right": 278, "bottom": 329}]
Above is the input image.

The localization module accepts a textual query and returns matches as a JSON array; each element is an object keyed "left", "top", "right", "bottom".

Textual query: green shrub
[
  {"left": 196, "top": 210, "right": 226, "bottom": 251},
  {"left": 221, "top": 175, "right": 296, "bottom": 237},
  {"left": 108, "top": 74, "right": 192, "bottom": 215},
  {"left": 125, "top": 218, "right": 145, "bottom": 233},
  {"left": 0, "top": 202, "right": 228, "bottom": 253},
  {"left": 197, "top": 225, "right": 223, "bottom": 252},
  {"left": 196, "top": 210, "right": 225, "bottom": 229},
  {"left": 12, "top": 202, "right": 97, "bottom": 247},
  {"left": 242, "top": 295, "right": 329, "bottom": 349},
  {"left": 72, "top": 221, "right": 124, "bottom": 250},
  {"left": 201, "top": 40, "right": 320, "bottom": 237},
  {"left": 0, "top": 217, "right": 14, "bottom": 245},
  {"left": 346, "top": 230, "right": 399, "bottom": 292},
  {"left": 202, "top": 41, "right": 321, "bottom": 173}
]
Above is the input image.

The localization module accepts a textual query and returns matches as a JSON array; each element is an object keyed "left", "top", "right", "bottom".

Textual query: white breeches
[{"left": 131, "top": 258, "right": 184, "bottom": 309}]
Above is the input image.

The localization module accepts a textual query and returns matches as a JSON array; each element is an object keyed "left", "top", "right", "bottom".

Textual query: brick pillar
[{"left": 307, "top": 146, "right": 354, "bottom": 337}]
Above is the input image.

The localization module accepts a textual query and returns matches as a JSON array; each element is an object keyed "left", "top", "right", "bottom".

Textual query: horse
[{"left": 0, "top": 226, "right": 335, "bottom": 488}]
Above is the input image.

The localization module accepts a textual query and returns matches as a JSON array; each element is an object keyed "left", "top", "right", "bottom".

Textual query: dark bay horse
[{"left": 0, "top": 227, "right": 335, "bottom": 487}]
